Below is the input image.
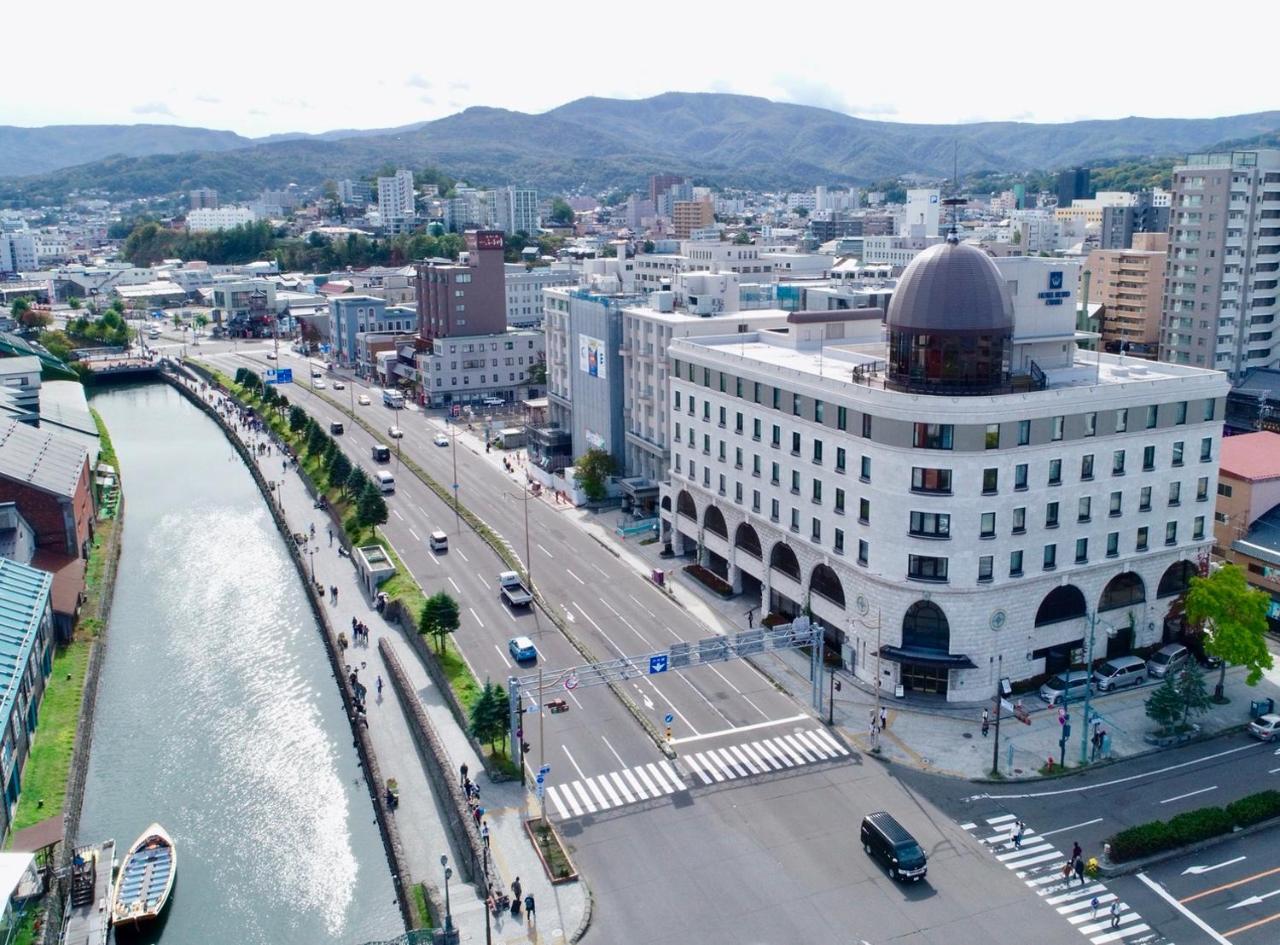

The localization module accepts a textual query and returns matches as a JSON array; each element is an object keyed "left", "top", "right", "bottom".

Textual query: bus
[{"left": 382, "top": 389, "right": 405, "bottom": 409}]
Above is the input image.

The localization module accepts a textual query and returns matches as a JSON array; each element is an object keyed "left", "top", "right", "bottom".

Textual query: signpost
[
  {"left": 649, "top": 654, "right": 669, "bottom": 675},
  {"left": 266, "top": 367, "right": 293, "bottom": 385}
]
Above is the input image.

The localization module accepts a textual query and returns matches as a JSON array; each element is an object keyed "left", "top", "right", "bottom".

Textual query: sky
[{"left": 6, "top": 0, "right": 1277, "bottom": 138}]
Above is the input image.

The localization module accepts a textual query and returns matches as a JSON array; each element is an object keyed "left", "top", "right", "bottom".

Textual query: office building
[
  {"left": 330, "top": 295, "right": 418, "bottom": 370},
  {"left": 661, "top": 237, "right": 1228, "bottom": 700},
  {"left": 504, "top": 263, "right": 577, "bottom": 328},
  {"left": 1225, "top": 368, "right": 1280, "bottom": 433},
  {"left": 1057, "top": 167, "right": 1091, "bottom": 208},
  {"left": 377, "top": 169, "right": 416, "bottom": 233},
  {"left": 1100, "top": 191, "right": 1170, "bottom": 250},
  {"left": 415, "top": 230, "right": 507, "bottom": 341},
  {"left": 901, "top": 189, "right": 941, "bottom": 237},
  {"left": 649, "top": 174, "right": 688, "bottom": 207},
  {"left": 673, "top": 199, "right": 715, "bottom": 240},
  {"left": 336, "top": 179, "right": 371, "bottom": 206},
  {"left": 1159, "top": 150, "right": 1280, "bottom": 377},
  {"left": 1084, "top": 233, "right": 1168, "bottom": 351},
  {"left": 416, "top": 329, "right": 544, "bottom": 408},
  {"left": 1213, "top": 432, "right": 1280, "bottom": 633},
  {"left": 188, "top": 188, "right": 218, "bottom": 210}
]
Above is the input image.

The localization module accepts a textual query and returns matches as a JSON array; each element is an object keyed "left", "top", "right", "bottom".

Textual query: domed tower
[{"left": 885, "top": 238, "right": 1014, "bottom": 394}]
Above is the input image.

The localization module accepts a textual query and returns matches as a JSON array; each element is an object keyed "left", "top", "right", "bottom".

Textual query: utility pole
[
  {"left": 991, "top": 654, "right": 1004, "bottom": 776},
  {"left": 450, "top": 426, "right": 461, "bottom": 535},
  {"left": 1080, "top": 613, "right": 1112, "bottom": 765},
  {"left": 538, "top": 665, "right": 546, "bottom": 826},
  {"left": 505, "top": 484, "right": 535, "bottom": 595}
]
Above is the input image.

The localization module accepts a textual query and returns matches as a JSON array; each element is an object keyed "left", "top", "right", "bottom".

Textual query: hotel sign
[{"left": 1037, "top": 270, "right": 1070, "bottom": 306}]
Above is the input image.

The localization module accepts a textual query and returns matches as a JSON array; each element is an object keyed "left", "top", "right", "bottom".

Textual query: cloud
[
  {"left": 407, "top": 73, "right": 432, "bottom": 89},
  {"left": 1008, "top": 110, "right": 1035, "bottom": 122},
  {"left": 708, "top": 79, "right": 737, "bottom": 94},
  {"left": 195, "top": 94, "right": 221, "bottom": 105},
  {"left": 449, "top": 81, "right": 469, "bottom": 91},
  {"left": 131, "top": 101, "right": 174, "bottom": 117},
  {"left": 772, "top": 75, "right": 851, "bottom": 114},
  {"left": 249, "top": 108, "right": 267, "bottom": 116},
  {"left": 274, "top": 97, "right": 311, "bottom": 110},
  {"left": 418, "top": 94, "right": 436, "bottom": 105}
]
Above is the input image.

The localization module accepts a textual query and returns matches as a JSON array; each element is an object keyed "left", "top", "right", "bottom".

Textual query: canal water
[{"left": 80, "top": 383, "right": 401, "bottom": 944}]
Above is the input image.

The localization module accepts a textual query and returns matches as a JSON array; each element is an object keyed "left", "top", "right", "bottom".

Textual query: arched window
[
  {"left": 703, "top": 505, "right": 728, "bottom": 538},
  {"left": 902, "top": 601, "right": 950, "bottom": 653},
  {"left": 1157, "top": 560, "right": 1198, "bottom": 599},
  {"left": 661, "top": 495, "right": 671, "bottom": 512},
  {"left": 1035, "top": 585, "right": 1087, "bottom": 627},
  {"left": 768, "top": 542, "right": 801, "bottom": 580},
  {"left": 676, "top": 490, "right": 697, "bottom": 520},
  {"left": 808, "top": 564, "right": 845, "bottom": 609},
  {"left": 734, "top": 522, "right": 762, "bottom": 558},
  {"left": 1099, "top": 572, "right": 1146, "bottom": 611}
]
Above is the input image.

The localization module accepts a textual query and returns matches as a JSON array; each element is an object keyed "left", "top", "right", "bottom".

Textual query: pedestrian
[
  {"left": 480, "top": 821, "right": 489, "bottom": 847},
  {"left": 511, "top": 877, "right": 522, "bottom": 917},
  {"left": 1109, "top": 901, "right": 1121, "bottom": 929},
  {"left": 376, "top": 675, "right": 383, "bottom": 697},
  {"left": 524, "top": 893, "right": 535, "bottom": 925},
  {"left": 512, "top": 876, "right": 521, "bottom": 903},
  {"left": 328, "top": 525, "right": 333, "bottom": 547},
  {"left": 1061, "top": 860, "right": 1073, "bottom": 881},
  {"left": 1090, "top": 896, "right": 1100, "bottom": 919},
  {"left": 981, "top": 708, "right": 990, "bottom": 737},
  {"left": 1013, "top": 821, "right": 1024, "bottom": 850},
  {"left": 1071, "top": 841, "right": 1082, "bottom": 863},
  {"left": 1074, "top": 856, "right": 1085, "bottom": 885},
  {"left": 879, "top": 706, "right": 888, "bottom": 730},
  {"left": 333, "top": 586, "right": 339, "bottom": 603},
  {"left": 460, "top": 762, "right": 468, "bottom": 786}
]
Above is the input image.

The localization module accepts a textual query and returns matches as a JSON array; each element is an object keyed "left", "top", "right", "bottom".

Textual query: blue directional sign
[
  {"left": 266, "top": 367, "right": 293, "bottom": 385},
  {"left": 649, "top": 654, "right": 669, "bottom": 675},
  {"left": 539, "top": 764, "right": 551, "bottom": 776},
  {"left": 535, "top": 773, "right": 545, "bottom": 785},
  {"left": 664, "top": 713, "right": 673, "bottom": 726}
]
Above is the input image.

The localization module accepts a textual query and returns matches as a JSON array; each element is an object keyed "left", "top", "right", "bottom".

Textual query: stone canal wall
[{"left": 166, "top": 368, "right": 416, "bottom": 932}]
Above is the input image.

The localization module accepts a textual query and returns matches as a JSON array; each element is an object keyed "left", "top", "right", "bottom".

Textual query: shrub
[
  {"left": 1108, "top": 790, "right": 1280, "bottom": 862},
  {"left": 1227, "top": 790, "right": 1280, "bottom": 827}
]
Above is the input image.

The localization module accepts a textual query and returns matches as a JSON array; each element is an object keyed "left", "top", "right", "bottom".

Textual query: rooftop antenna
[{"left": 942, "top": 142, "right": 964, "bottom": 245}]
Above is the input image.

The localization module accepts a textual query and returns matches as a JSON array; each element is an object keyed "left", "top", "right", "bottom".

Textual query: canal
[{"left": 80, "top": 383, "right": 401, "bottom": 944}]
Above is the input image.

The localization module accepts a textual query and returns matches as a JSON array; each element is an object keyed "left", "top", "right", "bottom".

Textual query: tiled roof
[
  {"left": 1220, "top": 431, "right": 1280, "bottom": 482},
  {"left": 0, "top": 419, "right": 89, "bottom": 498}
]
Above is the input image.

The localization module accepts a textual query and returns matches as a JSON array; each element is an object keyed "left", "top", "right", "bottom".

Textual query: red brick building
[
  {"left": 0, "top": 419, "right": 95, "bottom": 559},
  {"left": 415, "top": 230, "right": 507, "bottom": 341}
]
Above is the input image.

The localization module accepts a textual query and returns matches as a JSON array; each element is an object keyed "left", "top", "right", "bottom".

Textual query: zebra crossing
[
  {"left": 543, "top": 727, "right": 849, "bottom": 821},
  {"left": 961, "top": 815, "right": 1164, "bottom": 945}
]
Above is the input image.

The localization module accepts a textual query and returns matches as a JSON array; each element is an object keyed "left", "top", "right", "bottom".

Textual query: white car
[
  {"left": 434, "top": 433, "right": 449, "bottom": 446},
  {"left": 265, "top": 352, "right": 277, "bottom": 360},
  {"left": 357, "top": 394, "right": 371, "bottom": 406},
  {"left": 333, "top": 381, "right": 345, "bottom": 390},
  {"left": 388, "top": 426, "right": 404, "bottom": 439},
  {"left": 314, "top": 379, "right": 326, "bottom": 389},
  {"left": 311, "top": 369, "right": 322, "bottom": 379}
]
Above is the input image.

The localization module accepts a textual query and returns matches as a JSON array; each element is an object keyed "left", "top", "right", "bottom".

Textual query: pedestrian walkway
[
  {"left": 175, "top": 370, "right": 586, "bottom": 944},
  {"left": 961, "top": 815, "right": 1162, "bottom": 945}
]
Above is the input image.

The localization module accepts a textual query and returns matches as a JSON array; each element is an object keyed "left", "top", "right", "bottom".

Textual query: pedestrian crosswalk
[
  {"left": 543, "top": 727, "right": 849, "bottom": 821},
  {"left": 962, "top": 816, "right": 1164, "bottom": 945}
]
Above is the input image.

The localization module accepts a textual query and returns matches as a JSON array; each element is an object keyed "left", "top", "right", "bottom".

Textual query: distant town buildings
[
  {"left": 1084, "top": 232, "right": 1169, "bottom": 352},
  {"left": 378, "top": 169, "right": 417, "bottom": 234},
  {"left": 672, "top": 199, "right": 714, "bottom": 239},
  {"left": 187, "top": 207, "right": 256, "bottom": 233},
  {"left": 1213, "top": 431, "right": 1280, "bottom": 634},
  {"left": 188, "top": 187, "right": 219, "bottom": 210},
  {"left": 1056, "top": 167, "right": 1091, "bottom": 207}
]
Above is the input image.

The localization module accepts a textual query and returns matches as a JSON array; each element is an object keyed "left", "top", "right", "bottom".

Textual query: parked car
[
  {"left": 358, "top": 394, "right": 371, "bottom": 406},
  {"left": 1147, "top": 643, "right": 1190, "bottom": 680},
  {"left": 434, "top": 433, "right": 449, "bottom": 447},
  {"left": 1092, "top": 655, "right": 1146, "bottom": 692},
  {"left": 508, "top": 636, "right": 537, "bottom": 663},
  {"left": 861, "top": 812, "right": 927, "bottom": 882},
  {"left": 1249, "top": 713, "right": 1280, "bottom": 742},
  {"left": 1039, "top": 670, "right": 1093, "bottom": 706},
  {"left": 387, "top": 426, "right": 403, "bottom": 439}
]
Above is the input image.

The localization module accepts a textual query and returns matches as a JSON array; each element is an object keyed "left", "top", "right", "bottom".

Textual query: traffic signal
[{"left": 521, "top": 741, "right": 531, "bottom": 756}]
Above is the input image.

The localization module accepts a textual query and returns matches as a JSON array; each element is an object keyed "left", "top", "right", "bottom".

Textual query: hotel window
[
  {"left": 910, "top": 511, "right": 950, "bottom": 538},
  {"left": 1106, "top": 532, "right": 1119, "bottom": 557},
  {"left": 752, "top": 455, "right": 761, "bottom": 477},
  {"left": 718, "top": 406, "right": 727, "bottom": 428},
  {"left": 813, "top": 440, "right": 824, "bottom": 465},
  {"left": 772, "top": 388, "right": 781, "bottom": 410},
  {"left": 790, "top": 470, "right": 800, "bottom": 494},
  {"left": 1015, "top": 463, "right": 1028, "bottom": 490},
  {"left": 837, "top": 406, "right": 847, "bottom": 431},
  {"left": 835, "top": 447, "right": 846, "bottom": 473},
  {"left": 913, "top": 423, "right": 953, "bottom": 449},
  {"left": 1081, "top": 454, "right": 1095, "bottom": 480},
  {"left": 1193, "top": 516, "right": 1205, "bottom": 540},
  {"left": 1116, "top": 408, "right": 1128, "bottom": 433},
  {"left": 1078, "top": 497, "right": 1091, "bottom": 523},
  {"left": 1169, "top": 481, "right": 1181, "bottom": 506},
  {"left": 791, "top": 431, "right": 801, "bottom": 455},
  {"left": 735, "top": 482, "right": 743, "bottom": 503},
  {"left": 859, "top": 497, "right": 870, "bottom": 524},
  {"left": 752, "top": 418, "right": 761, "bottom": 440},
  {"left": 1146, "top": 404, "right": 1158, "bottom": 429},
  {"left": 978, "top": 556, "right": 994, "bottom": 582},
  {"left": 812, "top": 480, "right": 822, "bottom": 504},
  {"left": 862, "top": 414, "right": 873, "bottom": 438},
  {"left": 1113, "top": 450, "right": 1126, "bottom": 475},
  {"left": 1110, "top": 491, "right": 1122, "bottom": 516},
  {"left": 1048, "top": 459, "right": 1062, "bottom": 486},
  {"left": 980, "top": 512, "right": 996, "bottom": 538},
  {"left": 834, "top": 528, "right": 845, "bottom": 555},
  {"left": 793, "top": 393, "right": 802, "bottom": 417},
  {"left": 754, "top": 382, "right": 762, "bottom": 404},
  {"left": 811, "top": 518, "right": 822, "bottom": 542},
  {"left": 770, "top": 462, "right": 780, "bottom": 485},
  {"left": 752, "top": 490, "right": 761, "bottom": 512},
  {"left": 1084, "top": 412, "right": 1097, "bottom": 437},
  {"left": 735, "top": 412, "right": 743, "bottom": 434},
  {"left": 1139, "top": 486, "right": 1152, "bottom": 511},
  {"left": 860, "top": 456, "right": 871, "bottom": 481},
  {"left": 857, "top": 540, "right": 869, "bottom": 566},
  {"left": 1136, "top": 526, "right": 1149, "bottom": 552},
  {"left": 687, "top": 396, "right": 695, "bottom": 417},
  {"left": 771, "top": 425, "right": 781, "bottom": 448},
  {"left": 982, "top": 467, "right": 999, "bottom": 494},
  {"left": 1166, "top": 521, "right": 1178, "bottom": 545},
  {"left": 790, "top": 508, "right": 800, "bottom": 531},
  {"left": 1012, "top": 507, "right": 1026, "bottom": 534},
  {"left": 814, "top": 400, "right": 825, "bottom": 424},
  {"left": 734, "top": 447, "right": 742, "bottom": 468},
  {"left": 1043, "top": 544, "right": 1057, "bottom": 570},
  {"left": 703, "top": 434, "right": 710, "bottom": 454},
  {"left": 908, "top": 555, "right": 948, "bottom": 582},
  {"left": 1009, "top": 550, "right": 1024, "bottom": 577},
  {"left": 703, "top": 402, "right": 710, "bottom": 421},
  {"left": 1051, "top": 416, "right": 1064, "bottom": 441},
  {"left": 1204, "top": 399, "right": 1216, "bottom": 421},
  {"left": 1172, "top": 441, "right": 1184, "bottom": 466},
  {"left": 1143, "top": 445, "right": 1156, "bottom": 471},
  {"left": 736, "top": 377, "right": 743, "bottom": 399},
  {"left": 1197, "top": 477, "right": 1209, "bottom": 501},
  {"left": 911, "top": 467, "right": 952, "bottom": 494},
  {"left": 985, "top": 424, "right": 1000, "bottom": 449},
  {"left": 1017, "top": 419, "right": 1031, "bottom": 445},
  {"left": 1075, "top": 538, "right": 1089, "bottom": 564},
  {"left": 1175, "top": 401, "right": 1188, "bottom": 425},
  {"left": 1045, "top": 502, "right": 1059, "bottom": 528},
  {"left": 835, "top": 488, "right": 845, "bottom": 514},
  {"left": 674, "top": 391, "right": 681, "bottom": 410},
  {"left": 1200, "top": 437, "right": 1213, "bottom": 461}
]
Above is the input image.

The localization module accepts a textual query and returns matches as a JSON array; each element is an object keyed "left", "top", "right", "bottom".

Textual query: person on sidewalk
[
  {"left": 1071, "top": 841, "right": 1082, "bottom": 863},
  {"left": 511, "top": 877, "right": 521, "bottom": 917},
  {"left": 981, "top": 708, "right": 990, "bottom": 737},
  {"left": 879, "top": 706, "right": 888, "bottom": 730},
  {"left": 524, "top": 894, "right": 535, "bottom": 925},
  {"left": 480, "top": 821, "right": 489, "bottom": 847},
  {"left": 1090, "top": 896, "right": 1100, "bottom": 919},
  {"left": 460, "top": 763, "right": 468, "bottom": 786},
  {"left": 1012, "top": 821, "right": 1025, "bottom": 850}
]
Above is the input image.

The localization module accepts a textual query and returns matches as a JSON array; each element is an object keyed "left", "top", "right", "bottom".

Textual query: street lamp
[
  {"left": 1078, "top": 612, "right": 1117, "bottom": 766},
  {"left": 504, "top": 484, "right": 535, "bottom": 598},
  {"left": 449, "top": 425, "right": 461, "bottom": 535},
  {"left": 440, "top": 854, "right": 454, "bottom": 933}
]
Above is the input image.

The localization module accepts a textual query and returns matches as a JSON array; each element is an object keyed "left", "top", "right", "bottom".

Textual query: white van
[
  {"left": 428, "top": 530, "right": 448, "bottom": 552},
  {"left": 375, "top": 470, "right": 395, "bottom": 494}
]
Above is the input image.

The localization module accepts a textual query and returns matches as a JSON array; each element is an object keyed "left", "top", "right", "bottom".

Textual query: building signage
[
  {"left": 473, "top": 230, "right": 505, "bottom": 250},
  {"left": 579, "top": 334, "right": 606, "bottom": 379},
  {"left": 1037, "top": 270, "right": 1070, "bottom": 306}
]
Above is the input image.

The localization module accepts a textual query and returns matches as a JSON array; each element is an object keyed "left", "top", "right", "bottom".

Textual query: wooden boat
[{"left": 110, "top": 824, "right": 176, "bottom": 927}]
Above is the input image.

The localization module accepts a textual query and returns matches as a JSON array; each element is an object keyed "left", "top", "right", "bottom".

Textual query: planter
[
  {"left": 1142, "top": 723, "right": 1201, "bottom": 748},
  {"left": 683, "top": 563, "right": 733, "bottom": 598},
  {"left": 525, "top": 818, "right": 578, "bottom": 884}
]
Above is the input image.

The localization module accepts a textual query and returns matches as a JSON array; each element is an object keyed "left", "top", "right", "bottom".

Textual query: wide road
[{"left": 908, "top": 730, "right": 1280, "bottom": 945}]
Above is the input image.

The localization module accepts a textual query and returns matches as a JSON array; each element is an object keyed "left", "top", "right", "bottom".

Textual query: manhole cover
[
  {"left": 962, "top": 732, "right": 973, "bottom": 740},
  {"left": 1013, "top": 768, "right": 1024, "bottom": 774}
]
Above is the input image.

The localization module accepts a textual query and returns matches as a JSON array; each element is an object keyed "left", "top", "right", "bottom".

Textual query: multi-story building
[
  {"left": 633, "top": 241, "right": 778, "bottom": 292},
  {"left": 377, "top": 169, "right": 416, "bottom": 234},
  {"left": 336, "top": 179, "right": 371, "bottom": 206},
  {"left": 189, "top": 187, "right": 218, "bottom": 210},
  {"left": 186, "top": 207, "right": 256, "bottom": 233},
  {"left": 673, "top": 199, "right": 715, "bottom": 240},
  {"left": 861, "top": 234, "right": 945, "bottom": 272},
  {"left": 901, "top": 189, "right": 941, "bottom": 237},
  {"left": 1212, "top": 431, "right": 1280, "bottom": 633},
  {"left": 445, "top": 187, "right": 485, "bottom": 232},
  {"left": 1084, "top": 233, "right": 1168, "bottom": 352},
  {"left": 416, "top": 329, "right": 544, "bottom": 408},
  {"left": 649, "top": 174, "right": 688, "bottom": 207},
  {"left": 1100, "top": 191, "right": 1170, "bottom": 250},
  {"left": 661, "top": 237, "right": 1228, "bottom": 700},
  {"left": 1057, "top": 167, "right": 1091, "bottom": 208},
  {"left": 1224, "top": 368, "right": 1280, "bottom": 433},
  {"left": 415, "top": 230, "right": 507, "bottom": 341},
  {"left": 504, "top": 263, "right": 577, "bottom": 328},
  {"left": 330, "top": 295, "right": 418, "bottom": 369},
  {"left": 1160, "top": 150, "right": 1280, "bottom": 378}
]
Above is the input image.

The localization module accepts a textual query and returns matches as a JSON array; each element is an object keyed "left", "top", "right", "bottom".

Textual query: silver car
[
  {"left": 1147, "top": 644, "right": 1190, "bottom": 679},
  {"left": 1039, "top": 670, "right": 1093, "bottom": 706}
]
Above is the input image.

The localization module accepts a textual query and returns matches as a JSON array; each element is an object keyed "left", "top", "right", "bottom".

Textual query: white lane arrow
[
  {"left": 562, "top": 605, "right": 575, "bottom": 623},
  {"left": 1182, "top": 856, "right": 1246, "bottom": 876},
  {"left": 1229, "top": 888, "right": 1280, "bottom": 910}
]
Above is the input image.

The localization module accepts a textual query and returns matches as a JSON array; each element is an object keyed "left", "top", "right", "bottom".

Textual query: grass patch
[
  {"left": 410, "top": 882, "right": 434, "bottom": 930},
  {"left": 11, "top": 641, "right": 90, "bottom": 832},
  {"left": 90, "top": 408, "right": 118, "bottom": 468},
  {"left": 529, "top": 820, "right": 574, "bottom": 881}
]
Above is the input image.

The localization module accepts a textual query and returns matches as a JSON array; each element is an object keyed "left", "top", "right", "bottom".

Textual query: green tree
[
  {"left": 1145, "top": 675, "right": 1183, "bottom": 735},
  {"left": 1185, "top": 563, "right": 1273, "bottom": 691},
  {"left": 418, "top": 591, "right": 461, "bottom": 654},
  {"left": 289, "top": 404, "right": 308, "bottom": 433},
  {"left": 573, "top": 447, "right": 616, "bottom": 502},
  {"left": 526, "top": 359, "right": 547, "bottom": 384},
  {"left": 357, "top": 481, "right": 388, "bottom": 529},
  {"left": 67, "top": 296, "right": 81, "bottom": 310},
  {"left": 794, "top": 207, "right": 808, "bottom": 218},
  {"left": 347, "top": 464, "right": 369, "bottom": 497},
  {"left": 1175, "top": 663, "right": 1212, "bottom": 726},
  {"left": 327, "top": 449, "right": 352, "bottom": 490},
  {"left": 732, "top": 231, "right": 752, "bottom": 245},
  {"left": 306, "top": 422, "right": 328, "bottom": 456},
  {"left": 468, "top": 679, "right": 509, "bottom": 751},
  {"left": 194, "top": 313, "right": 209, "bottom": 331},
  {"left": 549, "top": 197, "right": 575, "bottom": 226}
]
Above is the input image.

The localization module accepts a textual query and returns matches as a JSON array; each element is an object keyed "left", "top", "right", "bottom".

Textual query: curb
[{"left": 570, "top": 884, "right": 593, "bottom": 944}]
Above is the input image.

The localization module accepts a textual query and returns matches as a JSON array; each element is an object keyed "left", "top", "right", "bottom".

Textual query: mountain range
[{"left": 2, "top": 93, "right": 1279, "bottom": 204}]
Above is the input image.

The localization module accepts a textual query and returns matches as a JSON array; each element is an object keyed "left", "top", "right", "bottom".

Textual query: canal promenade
[{"left": 175, "top": 371, "right": 587, "bottom": 945}]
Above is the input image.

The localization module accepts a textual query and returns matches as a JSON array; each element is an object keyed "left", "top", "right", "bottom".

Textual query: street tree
[
  {"left": 549, "top": 197, "right": 575, "bottom": 226},
  {"left": 573, "top": 447, "right": 615, "bottom": 503},
  {"left": 419, "top": 591, "right": 461, "bottom": 654},
  {"left": 68, "top": 296, "right": 81, "bottom": 310},
  {"left": 1185, "top": 563, "right": 1273, "bottom": 692},
  {"left": 469, "top": 679, "right": 509, "bottom": 751},
  {"left": 1175, "top": 662, "right": 1212, "bottom": 726},
  {"left": 357, "top": 481, "right": 388, "bottom": 529},
  {"left": 1145, "top": 675, "right": 1183, "bottom": 735},
  {"left": 289, "top": 404, "right": 308, "bottom": 433},
  {"left": 347, "top": 464, "right": 369, "bottom": 497},
  {"left": 306, "top": 422, "right": 328, "bottom": 456},
  {"left": 327, "top": 449, "right": 352, "bottom": 491}
]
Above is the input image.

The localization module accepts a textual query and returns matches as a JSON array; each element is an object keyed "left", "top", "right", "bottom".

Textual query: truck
[
  {"left": 498, "top": 571, "right": 533, "bottom": 608},
  {"left": 382, "top": 389, "right": 405, "bottom": 409}
]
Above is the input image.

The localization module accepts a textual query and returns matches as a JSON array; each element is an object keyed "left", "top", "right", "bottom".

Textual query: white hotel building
[{"left": 660, "top": 239, "right": 1229, "bottom": 701}]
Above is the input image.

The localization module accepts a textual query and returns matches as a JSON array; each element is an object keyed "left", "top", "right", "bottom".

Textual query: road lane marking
[
  {"left": 601, "top": 599, "right": 650, "bottom": 646},
  {"left": 448, "top": 577, "right": 461, "bottom": 593},
  {"left": 620, "top": 767, "right": 648, "bottom": 799},
  {"left": 760, "top": 737, "right": 798, "bottom": 766},
  {"left": 565, "top": 568, "right": 585, "bottom": 585},
  {"left": 737, "top": 742, "right": 773, "bottom": 771},
  {"left": 546, "top": 785, "right": 572, "bottom": 818},
  {"left": 686, "top": 754, "right": 716, "bottom": 784},
  {"left": 670, "top": 713, "right": 810, "bottom": 745},
  {"left": 1182, "top": 865, "right": 1280, "bottom": 902},
  {"left": 1038, "top": 818, "right": 1104, "bottom": 839},
  {"left": 1228, "top": 887, "right": 1280, "bottom": 910},
  {"left": 1183, "top": 856, "right": 1247, "bottom": 876},
  {"left": 591, "top": 563, "right": 609, "bottom": 576},
  {"left": 601, "top": 735, "right": 626, "bottom": 768},
  {"left": 582, "top": 777, "right": 610, "bottom": 809},
  {"left": 419, "top": 506, "right": 429, "bottom": 516},
  {"left": 493, "top": 645, "right": 511, "bottom": 668},
  {"left": 409, "top": 528, "right": 421, "bottom": 542},
  {"left": 477, "top": 575, "right": 490, "bottom": 590},
  {"left": 561, "top": 745, "right": 586, "bottom": 780},
  {"left": 608, "top": 772, "right": 636, "bottom": 803},
  {"left": 595, "top": 775, "right": 623, "bottom": 807},
  {"left": 632, "top": 764, "right": 661, "bottom": 796},
  {"left": 393, "top": 509, "right": 404, "bottom": 520},
  {"left": 457, "top": 549, "right": 469, "bottom": 562},
  {"left": 537, "top": 543, "right": 554, "bottom": 558},
  {"left": 1161, "top": 785, "right": 1217, "bottom": 804},
  {"left": 1138, "top": 871, "right": 1236, "bottom": 945},
  {"left": 569, "top": 781, "right": 596, "bottom": 813},
  {"left": 628, "top": 594, "right": 657, "bottom": 618},
  {"left": 469, "top": 607, "right": 484, "bottom": 628},
  {"left": 677, "top": 674, "right": 733, "bottom": 725},
  {"left": 426, "top": 548, "right": 439, "bottom": 563},
  {"left": 1224, "top": 910, "right": 1280, "bottom": 938}
]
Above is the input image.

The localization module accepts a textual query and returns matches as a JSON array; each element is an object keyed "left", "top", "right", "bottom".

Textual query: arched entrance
[
  {"left": 1099, "top": 571, "right": 1145, "bottom": 654},
  {"left": 807, "top": 563, "right": 847, "bottom": 656},
  {"left": 702, "top": 506, "right": 729, "bottom": 578},
  {"left": 886, "top": 601, "right": 973, "bottom": 696},
  {"left": 1033, "top": 585, "right": 1088, "bottom": 674},
  {"left": 1158, "top": 560, "right": 1199, "bottom": 643},
  {"left": 767, "top": 542, "right": 802, "bottom": 617},
  {"left": 733, "top": 523, "right": 763, "bottom": 601}
]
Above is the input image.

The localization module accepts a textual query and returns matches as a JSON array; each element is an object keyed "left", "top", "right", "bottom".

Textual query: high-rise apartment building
[
  {"left": 1159, "top": 150, "right": 1280, "bottom": 378},
  {"left": 415, "top": 230, "right": 507, "bottom": 340},
  {"left": 649, "top": 174, "right": 687, "bottom": 207},
  {"left": 188, "top": 188, "right": 218, "bottom": 210},
  {"left": 672, "top": 198, "right": 714, "bottom": 239},
  {"left": 1056, "top": 167, "right": 1091, "bottom": 208},
  {"left": 1085, "top": 233, "right": 1168, "bottom": 352},
  {"left": 377, "top": 169, "right": 416, "bottom": 233},
  {"left": 1100, "top": 191, "right": 1170, "bottom": 250}
]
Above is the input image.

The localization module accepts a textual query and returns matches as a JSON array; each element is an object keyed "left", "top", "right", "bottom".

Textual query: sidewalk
[{"left": 183, "top": 374, "right": 585, "bottom": 943}]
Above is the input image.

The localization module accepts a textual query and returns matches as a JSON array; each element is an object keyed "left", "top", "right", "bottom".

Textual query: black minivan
[{"left": 861, "top": 812, "right": 928, "bottom": 882}]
